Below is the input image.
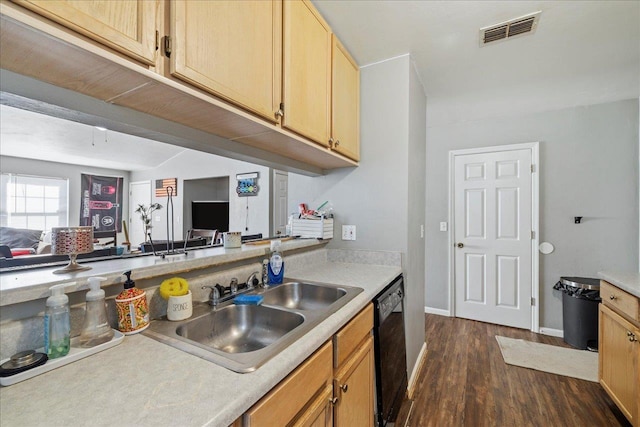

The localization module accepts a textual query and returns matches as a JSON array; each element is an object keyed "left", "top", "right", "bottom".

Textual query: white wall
[
  {"left": 0, "top": 155, "right": 130, "bottom": 241},
  {"left": 130, "top": 150, "right": 270, "bottom": 241},
  {"left": 425, "top": 98, "right": 639, "bottom": 329},
  {"left": 288, "top": 54, "right": 427, "bottom": 377}
]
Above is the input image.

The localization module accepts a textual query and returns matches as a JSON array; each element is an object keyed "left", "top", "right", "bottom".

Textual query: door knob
[{"left": 457, "top": 243, "right": 464, "bottom": 248}]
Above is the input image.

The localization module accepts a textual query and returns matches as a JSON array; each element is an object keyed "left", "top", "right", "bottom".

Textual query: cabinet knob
[
  {"left": 629, "top": 334, "right": 638, "bottom": 343},
  {"left": 609, "top": 295, "right": 616, "bottom": 300},
  {"left": 340, "top": 383, "right": 348, "bottom": 392},
  {"left": 329, "top": 396, "right": 339, "bottom": 405},
  {"left": 275, "top": 108, "right": 284, "bottom": 119},
  {"left": 329, "top": 137, "right": 335, "bottom": 147},
  {"left": 335, "top": 140, "right": 340, "bottom": 147}
]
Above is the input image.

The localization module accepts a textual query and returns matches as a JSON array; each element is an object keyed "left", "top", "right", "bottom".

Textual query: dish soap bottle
[
  {"left": 44, "top": 284, "right": 70, "bottom": 359},
  {"left": 79, "top": 276, "right": 114, "bottom": 347},
  {"left": 115, "top": 271, "right": 149, "bottom": 335},
  {"left": 267, "top": 240, "right": 284, "bottom": 285}
]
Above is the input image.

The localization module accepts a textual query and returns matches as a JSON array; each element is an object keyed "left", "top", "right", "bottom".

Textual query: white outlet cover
[{"left": 341, "top": 225, "right": 356, "bottom": 240}]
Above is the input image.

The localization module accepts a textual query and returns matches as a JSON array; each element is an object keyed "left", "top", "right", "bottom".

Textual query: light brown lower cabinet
[
  {"left": 238, "top": 304, "right": 375, "bottom": 426},
  {"left": 599, "top": 281, "right": 640, "bottom": 427},
  {"left": 333, "top": 336, "right": 374, "bottom": 426},
  {"left": 243, "top": 341, "right": 333, "bottom": 426}
]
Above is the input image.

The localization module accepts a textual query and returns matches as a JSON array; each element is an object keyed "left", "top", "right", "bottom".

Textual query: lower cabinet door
[
  {"left": 333, "top": 336, "right": 374, "bottom": 427},
  {"left": 293, "top": 385, "right": 333, "bottom": 427},
  {"left": 599, "top": 304, "right": 638, "bottom": 425}
]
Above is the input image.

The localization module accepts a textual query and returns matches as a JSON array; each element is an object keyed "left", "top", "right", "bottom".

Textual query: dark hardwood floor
[{"left": 400, "top": 314, "right": 631, "bottom": 427}]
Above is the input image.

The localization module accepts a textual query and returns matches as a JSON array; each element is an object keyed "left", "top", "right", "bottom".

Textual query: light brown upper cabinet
[
  {"left": 282, "top": 0, "right": 332, "bottom": 147},
  {"left": 170, "top": 0, "right": 282, "bottom": 122},
  {"left": 330, "top": 35, "right": 360, "bottom": 161},
  {"left": 11, "top": 0, "right": 158, "bottom": 65}
]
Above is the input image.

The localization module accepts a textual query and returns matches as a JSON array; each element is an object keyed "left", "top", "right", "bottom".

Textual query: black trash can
[{"left": 553, "top": 277, "right": 601, "bottom": 351}]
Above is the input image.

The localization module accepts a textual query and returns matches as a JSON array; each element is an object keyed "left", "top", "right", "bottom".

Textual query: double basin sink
[{"left": 144, "top": 280, "right": 363, "bottom": 373}]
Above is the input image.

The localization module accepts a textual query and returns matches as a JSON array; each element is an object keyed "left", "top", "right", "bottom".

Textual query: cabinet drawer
[
  {"left": 601, "top": 281, "right": 639, "bottom": 323},
  {"left": 244, "top": 341, "right": 332, "bottom": 426},
  {"left": 333, "top": 304, "right": 373, "bottom": 369}
]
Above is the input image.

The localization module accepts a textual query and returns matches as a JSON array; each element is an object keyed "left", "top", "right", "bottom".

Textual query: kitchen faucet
[
  {"left": 246, "top": 271, "right": 260, "bottom": 290},
  {"left": 201, "top": 285, "right": 222, "bottom": 307},
  {"left": 230, "top": 277, "right": 238, "bottom": 295}
]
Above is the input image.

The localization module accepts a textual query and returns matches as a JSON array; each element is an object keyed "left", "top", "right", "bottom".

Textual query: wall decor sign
[
  {"left": 155, "top": 178, "right": 177, "bottom": 197},
  {"left": 236, "top": 172, "right": 259, "bottom": 197},
  {"left": 80, "top": 174, "right": 123, "bottom": 232}
]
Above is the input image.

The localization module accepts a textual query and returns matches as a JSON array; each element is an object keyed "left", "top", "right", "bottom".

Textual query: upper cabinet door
[
  {"left": 283, "top": 0, "right": 332, "bottom": 146},
  {"left": 171, "top": 0, "right": 282, "bottom": 122},
  {"left": 13, "top": 0, "right": 158, "bottom": 65},
  {"left": 331, "top": 36, "right": 360, "bottom": 161}
]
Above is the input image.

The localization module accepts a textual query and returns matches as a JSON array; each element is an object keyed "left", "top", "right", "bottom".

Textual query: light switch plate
[
  {"left": 342, "top": 225, "right": 356, "bottom": 241},
  {"left": 439, "top": 222, "right": 448, "bottom": 232}
]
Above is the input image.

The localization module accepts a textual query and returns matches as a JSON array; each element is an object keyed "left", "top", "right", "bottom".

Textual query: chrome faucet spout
[{"left": 202, "top": 285, "right": 221, "bottom": 307}]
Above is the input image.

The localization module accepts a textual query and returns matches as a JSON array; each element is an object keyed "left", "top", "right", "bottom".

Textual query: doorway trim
[{"left": 448, "top": 142, "right": 540, "bottom": 332}]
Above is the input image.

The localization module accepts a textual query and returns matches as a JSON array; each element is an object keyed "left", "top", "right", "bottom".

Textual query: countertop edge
[{"left": 598, "top": 271, "right": 640, "bottom": 298}]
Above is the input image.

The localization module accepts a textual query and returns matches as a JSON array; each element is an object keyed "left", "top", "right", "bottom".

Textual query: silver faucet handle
[
  {"left": 201, "top": 285, "right": 220, "bottom": 306},
  {"left": 230, "top": 277, "right": 239, "bottom": 294},
  {"left": 246, "top": 271, "right": 260, "bottom": 289}
]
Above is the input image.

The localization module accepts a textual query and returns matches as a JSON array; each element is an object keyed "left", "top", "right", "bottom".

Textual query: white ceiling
[
  {"left": 313, "top": 0, "right": 640, "bottom": 125},
  {"left": 0, "top": 104, "right": 186, "bottom": 171},
  {"left": 1, "top": 1, "right": 638, "bottom": 169}
]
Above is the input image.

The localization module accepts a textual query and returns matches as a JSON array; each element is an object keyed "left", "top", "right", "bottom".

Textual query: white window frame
[{"left": 1, "top": 173, "right": 70, "bottom": 231}]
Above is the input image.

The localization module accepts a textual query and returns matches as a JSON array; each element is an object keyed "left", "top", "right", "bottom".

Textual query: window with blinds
[{"left": 1, "top": 173, "right": 69, "bottom": 231}]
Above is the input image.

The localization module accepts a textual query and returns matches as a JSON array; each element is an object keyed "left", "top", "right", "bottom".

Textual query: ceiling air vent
[{"left": 480, "top": 11, "right": 541, "bottom": 46}]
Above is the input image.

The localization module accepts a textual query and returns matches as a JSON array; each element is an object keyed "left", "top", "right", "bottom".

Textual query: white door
[
  {"left": 453, "top": 147, "right": 533, "bottom": 329},
  {"left": 272, "top": 170, "right": 288, "bottom": 236},
  {"left": 129, "top": 181, "right": 151, "bottom": 247}
]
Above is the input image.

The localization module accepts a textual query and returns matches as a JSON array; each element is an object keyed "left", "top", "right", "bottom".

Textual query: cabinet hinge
[
  {"left": 163, "top": 35, "right": 172, "bottom": 58},
  {"left": 531, "top": 230, "right": 535, "bottom": 239},
  {"left": 155, "top": 31, "right": 159, "bottom": 51},
  {"left": 530, "top": 164, "right": 535, "bottom": 173},
  {"left": 275, "top": 103, "right": 285, "bottom": 120},
  {"left": 531, "top": 297, "right": 535, "bottom": 306}
]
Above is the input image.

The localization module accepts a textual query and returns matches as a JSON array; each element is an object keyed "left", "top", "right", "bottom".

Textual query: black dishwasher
[{"left": 373, "top": 274, "right": 407, "bottom": 427}]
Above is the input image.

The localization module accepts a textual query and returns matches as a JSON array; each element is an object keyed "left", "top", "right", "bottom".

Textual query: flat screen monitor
[{"left": 191, "top": 201, "right": 229, "bottom": 232}]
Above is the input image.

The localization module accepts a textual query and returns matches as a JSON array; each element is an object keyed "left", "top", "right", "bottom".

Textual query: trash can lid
[{"left": 560, "top": 277, "right": 600, "bottom": 290}]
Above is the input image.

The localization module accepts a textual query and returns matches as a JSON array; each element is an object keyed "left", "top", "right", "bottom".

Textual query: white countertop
[
  {"left": 0, "top": 239, "right": 325, "bottom": 306},
  {"left": 598, "top": 271, "right": 640, "bottom": 298},
  {"left": 0, "top": 261, "right": 402, "bottom": 427}
]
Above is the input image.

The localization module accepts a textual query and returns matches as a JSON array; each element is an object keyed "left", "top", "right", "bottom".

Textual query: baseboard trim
[
  {"left": 424, "top": 306, "right": 451, "bottom": 316},
  {"left": 540, "top": 327, "right": 564, "bottom": 338},
  {"left": 407, "top": 342, "right": 427, "bottom": 399}
]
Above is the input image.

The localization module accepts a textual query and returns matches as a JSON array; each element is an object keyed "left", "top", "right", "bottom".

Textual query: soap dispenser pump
[{"left": 79, "top": 276, "right": 114, "bottom": 347}]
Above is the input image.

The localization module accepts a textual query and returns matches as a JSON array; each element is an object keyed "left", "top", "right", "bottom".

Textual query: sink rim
[{"left": 144, "top": 279, "right": 363, "bottom": 373}]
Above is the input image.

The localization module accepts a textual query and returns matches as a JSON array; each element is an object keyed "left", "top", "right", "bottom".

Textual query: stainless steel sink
[
  {"left": 175, "top": 304, "right": 304, "bottom": 354},
  {"left": 144, "top": 279, "right": 362, "bottom": 373},
  {"left": 262, "top": 281, "right": 347, "bottom": 310}
]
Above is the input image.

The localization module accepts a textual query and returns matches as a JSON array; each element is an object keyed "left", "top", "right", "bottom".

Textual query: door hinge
[
  {"left": 531, "top": 230, "right": 535, "bottom": 239},
  {"left": 530, "top": 164, "right": 535, "bottom": 173},
  {"left": 531, "top": 297, "right": 535, "bottom": 306},
  {"left": 275, "top": 103, "right": 285, "bottom": 120},
  {"left": 163, "top": 35, "right": 172, "bottom": 58}
]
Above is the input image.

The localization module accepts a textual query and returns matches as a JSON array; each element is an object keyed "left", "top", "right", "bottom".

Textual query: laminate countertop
[
  {"left": 598, "top": 271, "right": 640, "bottom": 298},
  {"left": 0, "top": 261, "right": 402, "bottom": 427}
]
